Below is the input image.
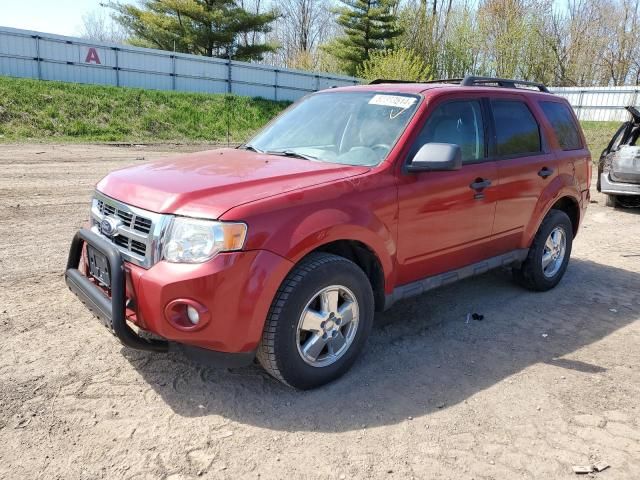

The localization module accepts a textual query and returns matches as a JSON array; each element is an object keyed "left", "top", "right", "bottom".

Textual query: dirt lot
[{"left": 0, "top": 144, "right": 639, "bottom": 480}]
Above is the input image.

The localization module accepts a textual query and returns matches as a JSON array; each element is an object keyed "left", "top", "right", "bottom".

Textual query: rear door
[
  {"left": 489, "top": 95, "right": 559, "bottom": 252},
  {"left": 539, "top": 99, "right": 592, "bottom": 193},
  {"left": 396, "top": 96, "right": 499, "bottom": 285}
]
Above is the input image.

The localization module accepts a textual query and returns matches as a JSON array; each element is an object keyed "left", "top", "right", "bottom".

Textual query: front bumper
[
  {"left": 65, "top": 229, "right": 168, "bottom": 352},
  {"left": 64, "top": 228, "right": 293, "bottom": 367},
  {"left": 600, "top": 173, "right": 640, "bottom": 196}
]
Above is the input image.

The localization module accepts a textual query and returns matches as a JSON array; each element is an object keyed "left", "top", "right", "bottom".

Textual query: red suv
[{"left": 65, "top": 76, "right": 591, "bottom": 389}]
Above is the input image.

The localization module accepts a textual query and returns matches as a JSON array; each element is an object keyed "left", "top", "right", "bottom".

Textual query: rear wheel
[
  {"left": 257, "top": 253, "right": 374, "bottom": 389},
  {"left": 513, "top": 209, "right": 573, "bottom": 291}
]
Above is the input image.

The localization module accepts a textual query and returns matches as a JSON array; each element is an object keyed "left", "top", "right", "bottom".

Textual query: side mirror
[{"left": 407, "top": 143, "right": 462, "bottom": 172}]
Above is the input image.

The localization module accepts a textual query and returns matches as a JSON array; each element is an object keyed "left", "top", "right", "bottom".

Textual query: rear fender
[{"left": 521, "top": 173, "right": 581, "bottom": 248}]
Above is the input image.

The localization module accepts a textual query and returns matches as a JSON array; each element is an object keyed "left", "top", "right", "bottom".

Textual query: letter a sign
[{"left": 85, "top": 47, "right": 101, "bottom": 64}]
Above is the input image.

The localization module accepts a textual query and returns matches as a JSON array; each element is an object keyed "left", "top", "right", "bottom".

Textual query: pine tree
[
  {"left": 325, "top": 0, "right": 402, "bottom": 76},
  {"left": 111, "top": 0, "right": 277, "bottom": 61}
]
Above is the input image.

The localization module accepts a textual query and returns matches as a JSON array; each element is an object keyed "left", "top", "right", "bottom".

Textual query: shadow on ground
[{"left": 123, "top": 258, "right": 639, "bottom": 432}]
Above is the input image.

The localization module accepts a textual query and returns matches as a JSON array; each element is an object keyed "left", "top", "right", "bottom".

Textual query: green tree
[
  {"left": 438, "top": 6, "right": 482, "bottom": 79},
  {"left": 477, "top": 0, "right": 555, "bottom": 82},
  {"left": 111, "top": 0, "right": 277, "bottom": 61},
  {"left": 357, "top": 48, "right": 430, "bottom": 81},
  {"left": 325, "top": 0, "right": 402, "bottom": 76}
]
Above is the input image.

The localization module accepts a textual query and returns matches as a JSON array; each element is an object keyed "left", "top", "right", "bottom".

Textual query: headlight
[{"left": 162, "top": 217, "right": 247, "bottom": 263}]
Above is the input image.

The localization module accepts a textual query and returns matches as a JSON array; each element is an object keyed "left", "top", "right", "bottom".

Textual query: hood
[{"left": 97, "top": 148, "right": 369, "bottom": 219}]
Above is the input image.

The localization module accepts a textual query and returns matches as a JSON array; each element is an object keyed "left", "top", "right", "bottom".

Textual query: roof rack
[
  {"left": 461, "top": 76, "right": 550, "bottom": 93},
  {"left": 369, "top": 78, "right": 418, "bottom": 84},
  {"left": 423, "top": 78, "right": 464, "bottom": 85},
  {"left": 368, "top": 75, "right": 550, "bottom": 93},
  {"left": 368, "top": 78, "right": 463, "bottom": 85}
]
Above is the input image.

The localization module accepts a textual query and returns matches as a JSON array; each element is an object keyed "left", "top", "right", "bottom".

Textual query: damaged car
[{"left": 597, "top": 105, "right": 640, "bottom": 208}]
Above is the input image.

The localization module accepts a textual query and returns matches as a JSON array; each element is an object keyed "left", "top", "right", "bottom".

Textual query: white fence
[
  {"left": 1, "top": 26, "right": 639, "bottom": 120},
  {"left": 0, "top": 26, "right": 359, "bottom": 102},
  {"left": 550, "top": 86, "right": 640, "bottom": 122}
]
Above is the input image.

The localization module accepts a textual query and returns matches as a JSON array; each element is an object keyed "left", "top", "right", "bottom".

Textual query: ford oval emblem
[{"left": 100, "top": 216, "right": 121, "bottom": 237}]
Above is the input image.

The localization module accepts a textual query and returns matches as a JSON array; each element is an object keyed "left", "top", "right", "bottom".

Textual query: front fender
[
  {"left": 286, "top": 219, "right": 396, "bottom": 290},
  {"left": 250, "top": 207, "right": 396, "bottom": 294},
  {"left": 521, "top": 173, "right": 582, "bottom": 248},
  {"left": 221, "top": 173, "right": 399, "bottom": 294}
]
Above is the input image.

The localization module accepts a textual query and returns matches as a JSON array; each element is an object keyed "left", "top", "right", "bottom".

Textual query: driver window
[
  {"left": 274, "top": 99, "right": 350, "bottom": 148},
  {"left": 415, "top": 100, "right": 485, "bottom": 163}
]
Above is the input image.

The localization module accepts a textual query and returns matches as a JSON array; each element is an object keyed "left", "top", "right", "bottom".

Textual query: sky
[{"left": 1, "top": 0, "right": 106, "bottom": 36}]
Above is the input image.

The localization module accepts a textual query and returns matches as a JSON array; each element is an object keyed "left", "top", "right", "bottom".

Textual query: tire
[
  {"left": 256, "top": 252, "right": 374, "bottom": 389},
  {"left": 605, "top": 194, "right": 617, "bottom": 207},
  {"left": 513, "top": 209, "right": 573, "bottom": 292}
]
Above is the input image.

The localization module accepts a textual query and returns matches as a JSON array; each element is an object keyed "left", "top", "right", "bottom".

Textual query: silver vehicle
[{"left": 597, "top": 106, "right": 640, "bottom": 208}]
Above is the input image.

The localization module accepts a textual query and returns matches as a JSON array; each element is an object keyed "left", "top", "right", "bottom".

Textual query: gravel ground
[{"left": 0, "top": 144, "right": 639, "bottom": 480}]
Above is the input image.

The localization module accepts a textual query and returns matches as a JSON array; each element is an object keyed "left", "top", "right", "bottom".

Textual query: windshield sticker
[{"left": 368, "top": 94, "right": 417, "bottom": 109}]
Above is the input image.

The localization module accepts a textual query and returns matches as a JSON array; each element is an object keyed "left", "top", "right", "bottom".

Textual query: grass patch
[
  {"left": 0, "top": 76, "right": 289, "bottom": 143},
  {"left": 0, "top": 76, "right": 623, "bottom": 152},
  {"left": 580, "top": 121, "right": 619, "bottom": 160}
]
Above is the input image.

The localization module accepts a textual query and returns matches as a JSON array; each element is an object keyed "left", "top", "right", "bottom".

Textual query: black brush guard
[{"left": 65, "top": 228, "right": 168, "bottom": 352}]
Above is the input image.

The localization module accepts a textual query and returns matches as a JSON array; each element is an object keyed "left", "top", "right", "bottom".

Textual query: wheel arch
[
  {"left": 549, "top": 196, "right": 580, "bottom": 237},
  {"left": 308, "top": 239, "right": 387, "bottom": 312},
  {"left": 522, "top": 175, "right": 582, "bottom": 247}
]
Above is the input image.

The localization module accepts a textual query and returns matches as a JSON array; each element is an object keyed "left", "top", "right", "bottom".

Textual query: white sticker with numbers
[{"left": 368, "top": 94, "right": 416, "bottom": 109}]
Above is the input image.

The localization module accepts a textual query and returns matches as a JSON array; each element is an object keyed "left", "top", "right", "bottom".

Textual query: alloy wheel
[
  {"left": 295, "top": 285, "right": 360, "bottom": 367},
  {"left": 542, "top": 226, "right": 567, "bottom": 278}
]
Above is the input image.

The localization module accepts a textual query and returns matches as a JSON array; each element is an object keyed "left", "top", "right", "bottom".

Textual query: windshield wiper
[
  {"left": 240, "top": 145, "right": 320, "bottom": 161},
  {"left": 263, "top": 150, "right": 320, "bottom": 161},
  {"left": 239, "top": 144, "right": 263, "bottom": 153}
]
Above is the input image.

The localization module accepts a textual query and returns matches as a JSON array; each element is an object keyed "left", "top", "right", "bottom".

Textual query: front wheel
[
  {"left": 513, "top": 209, "right": 573, "bottom": 291},
  {"left": 257, "top": 253, "right": 374, "bottom": 389}
]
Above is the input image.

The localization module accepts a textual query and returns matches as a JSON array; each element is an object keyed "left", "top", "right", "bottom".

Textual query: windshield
[{"left": 246, "top": 91, "right": 421, "bottom": 166}]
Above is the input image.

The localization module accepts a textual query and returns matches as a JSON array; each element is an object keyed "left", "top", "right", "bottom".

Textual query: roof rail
[
  {"left": 423, "top": 78, "right": 464, "bottom": 85},
  {"left": 369, "top": 78, "right": 463, "bottom": 85},
  {"left": 369, "top": 78, "right": 419, "bottom": 84},
  {"left": 461, "top": 76, "right": 550, "bottom": 93}
]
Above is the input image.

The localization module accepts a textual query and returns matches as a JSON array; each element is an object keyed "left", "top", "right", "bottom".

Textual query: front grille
[
  {"left": 113, "top": 235, "right": 129, "bottom": 249},
  {"left": 96, "top": 199, "right": 152, "bottom": 234},
  {"left": 131, "top": 239, "right": 147, "bottom": 256},
  {"left": 134, "top": 216, "right": 152, "bottom": 234},
  {"left": 90, "top": 192, "right": 168, "bottom": 268}
]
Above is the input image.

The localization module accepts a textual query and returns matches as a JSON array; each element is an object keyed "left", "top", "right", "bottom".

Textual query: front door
[{"left": 396, "top": 97, "right": 499, "bottom": 286}]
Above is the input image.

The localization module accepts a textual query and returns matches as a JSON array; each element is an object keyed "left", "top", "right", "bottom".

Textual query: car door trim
[{"left": 384, "top": 248, "right": 529, "bottom": 310}]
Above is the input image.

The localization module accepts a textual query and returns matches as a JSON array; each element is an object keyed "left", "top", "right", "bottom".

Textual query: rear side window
[
  {"left": 491, "top": 100, "right": 541, "bottom": 157},
  {"left": 540, "top": 101, "right": 583, "bottom": 150},
  {"left": 415, "top": 100, "right": 485, "bottom": 163}
]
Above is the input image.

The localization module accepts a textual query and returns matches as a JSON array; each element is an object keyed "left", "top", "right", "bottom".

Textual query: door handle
[
  {"left": 470, "top": 178, "right": 492, "bottom": 191},
  {"left": 470, "top": 178, "right": 491, "bottom": 200},
  {"left": 538, "top": 167, "right": 554, "bottom": 178}
]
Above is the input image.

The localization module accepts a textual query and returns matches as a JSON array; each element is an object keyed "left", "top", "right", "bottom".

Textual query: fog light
[
  {"left": 186, "top": 305, "right": 200, "bottom": 325},
  {"left": 164, "top": 299, "right": 210, "bottom": 331}
]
